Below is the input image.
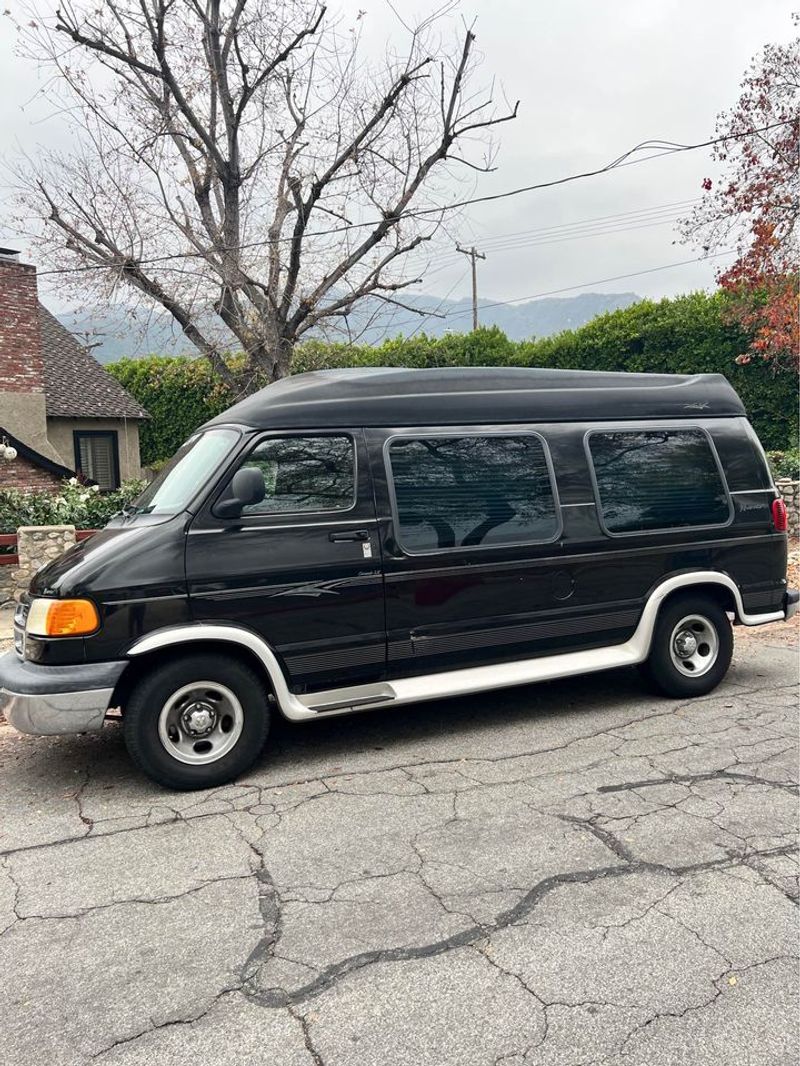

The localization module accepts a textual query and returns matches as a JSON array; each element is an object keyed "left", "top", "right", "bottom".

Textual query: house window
[{"left": 73, "top": 431, "right": 120, "bottom": 491}]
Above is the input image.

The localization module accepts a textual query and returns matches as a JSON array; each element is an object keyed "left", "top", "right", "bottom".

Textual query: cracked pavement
[{"left": 0, "top": 639, "right": 797, "bottom": 1065}]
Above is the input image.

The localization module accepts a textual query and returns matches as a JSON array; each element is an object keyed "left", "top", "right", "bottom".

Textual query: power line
[
  {"left": 462, "top": 200, "right": 699, "bottom": 250},
  {"left": 417, "top": 199, "right": 700, "bottom": 280},
  {"left": 427, "top": 210, "right": 692, "bottom": 271},
  {"left": 439, "top": 251, "right": 734, "bottom": 318},
  {"left": 34, "top": 121, "right": 789, "bottom": 278},
  {"left": 471, "top": 198, "right": 700, "bottom": 245},
  {"left": 426, "top": 121, "right": 788, "bottom": 219},
  {"left": 421, "top": 212, "right": 694, "bottom": 282}
]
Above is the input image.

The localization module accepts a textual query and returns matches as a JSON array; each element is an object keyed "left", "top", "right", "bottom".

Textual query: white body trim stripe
[{"left": 127, "top": 571, "right": 783, "bottom": 722}]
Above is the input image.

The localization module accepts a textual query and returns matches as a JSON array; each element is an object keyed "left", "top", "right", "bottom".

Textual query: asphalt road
[{"left": 0, "top": 637, "right": 797, "bottom": 1066}]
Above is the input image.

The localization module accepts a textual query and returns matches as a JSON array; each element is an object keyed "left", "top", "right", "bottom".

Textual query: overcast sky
[{"left": 0, "top": 0, "right": 795, "bottom": 312}]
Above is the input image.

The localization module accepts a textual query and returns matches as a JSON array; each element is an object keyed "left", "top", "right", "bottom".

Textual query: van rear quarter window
[
  {"left": 587, "top": 428, "right": 731, "bottom": 534},
  {"left": 387, "top": 434, "right": 559, "bottom": 552}
]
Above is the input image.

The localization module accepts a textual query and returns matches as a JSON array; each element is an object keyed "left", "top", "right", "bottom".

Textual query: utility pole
[{"left": 456, "top": 244, "right": 486, "bottom": 331}]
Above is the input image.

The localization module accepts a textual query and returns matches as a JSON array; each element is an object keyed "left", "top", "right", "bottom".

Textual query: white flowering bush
[{"left": 0, "top": 478, "right": 147, "bottom": 535}]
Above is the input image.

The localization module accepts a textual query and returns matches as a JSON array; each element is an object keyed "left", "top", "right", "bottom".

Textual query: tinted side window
[
  {"left": 238, "top": 436, "right": 355, "bottom": 515},
  {"left": 388, "top": 435, "right": 559, "bottom": 552},
  {"left": 588, "top": 429, "right": 730, "bottom": 533}
]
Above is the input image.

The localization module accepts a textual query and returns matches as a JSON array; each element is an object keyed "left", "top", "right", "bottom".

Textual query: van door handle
[{"left": 329, "top": 529, "right": 369, "bottom": 543}]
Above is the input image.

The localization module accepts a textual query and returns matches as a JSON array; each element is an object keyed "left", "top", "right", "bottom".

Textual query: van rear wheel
[
  {"left": 122, "top": 653, "right": 270, "bottom": 790},
  {"left": 642, "top": 595, "right": 733, "bottom": 698}
]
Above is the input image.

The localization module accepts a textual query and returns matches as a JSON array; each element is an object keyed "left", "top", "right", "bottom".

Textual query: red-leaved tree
[{"left": 681, "top": 23, "right": 799, "bottom": 371}]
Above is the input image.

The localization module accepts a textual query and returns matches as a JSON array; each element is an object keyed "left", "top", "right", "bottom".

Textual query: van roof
[{"left": 203, "top": 366, "right": 746, "bottom": 430}]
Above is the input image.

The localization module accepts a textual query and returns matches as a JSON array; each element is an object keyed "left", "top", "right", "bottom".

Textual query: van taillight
[{"left": 771, "top": 497, "right": 788, "bottom": 532}]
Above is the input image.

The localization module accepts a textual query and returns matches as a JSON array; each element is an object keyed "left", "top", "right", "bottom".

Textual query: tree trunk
[{"left": 272, "top": 334, "right": 295, "bottom": 381}]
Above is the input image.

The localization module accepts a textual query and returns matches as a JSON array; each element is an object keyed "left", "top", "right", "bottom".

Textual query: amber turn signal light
[{"left": 26, "top": 598, "right": 100, "bottom": 637}]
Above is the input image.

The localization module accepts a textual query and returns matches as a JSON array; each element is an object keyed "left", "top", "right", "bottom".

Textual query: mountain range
[{"left": 56, "top": 290, "right": 641, "bottom": 364}]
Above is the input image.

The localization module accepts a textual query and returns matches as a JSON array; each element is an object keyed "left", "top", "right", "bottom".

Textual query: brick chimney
[
  {"left": 0, "top": 249, "right": 46, "bottom": 393},
  {"left": 0, "top": 248, "right": 62, "bottom": 462}
]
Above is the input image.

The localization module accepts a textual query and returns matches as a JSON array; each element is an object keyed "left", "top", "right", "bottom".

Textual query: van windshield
[{"left": 127, "top": 429, "right": 240, "bottom": 515}]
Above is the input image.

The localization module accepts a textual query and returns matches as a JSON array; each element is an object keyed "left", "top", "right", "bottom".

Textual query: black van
[{"left": 1, "top": 367, "right": 796, "bottom": 789}]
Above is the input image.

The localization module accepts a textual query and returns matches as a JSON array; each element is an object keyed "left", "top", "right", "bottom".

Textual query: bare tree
[{"left": 10, "top": 1, "right": 517, "bottom": 390}]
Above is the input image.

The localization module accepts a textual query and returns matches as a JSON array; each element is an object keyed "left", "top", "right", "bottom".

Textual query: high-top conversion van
[{"left": 1, "top": 367, "right": 796, "bottom": 789}]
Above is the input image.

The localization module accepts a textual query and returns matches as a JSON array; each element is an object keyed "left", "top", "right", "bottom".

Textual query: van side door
[
  {"left": 373, "top": 424, "right": 592, "bottom": 678},
  {"left": 185, "top": 430, "right": 386, "bottom": 692}
]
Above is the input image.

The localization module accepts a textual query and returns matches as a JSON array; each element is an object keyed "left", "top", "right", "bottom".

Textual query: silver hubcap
[
  {"left": 158, "top": 682, "right": 244, "bottom": 765},
  {"left": 669, "top": 614, "right": 719, "bottom": 677}
]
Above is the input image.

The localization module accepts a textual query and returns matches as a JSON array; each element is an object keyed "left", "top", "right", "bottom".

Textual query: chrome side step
[
  {"left": 294, "top": 641, "right": 642, "bottom": 722},
  {"left": 304, "top": 685, "right": 397, "bottom": 713}
]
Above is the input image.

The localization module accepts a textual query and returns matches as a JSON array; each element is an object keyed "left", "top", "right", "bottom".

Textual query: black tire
[
  {"left": 641, "top": 594, "right": 733, "bottom": 698},
  {"left": 122, "top": 653, "right": 270, "bottom": 790}
]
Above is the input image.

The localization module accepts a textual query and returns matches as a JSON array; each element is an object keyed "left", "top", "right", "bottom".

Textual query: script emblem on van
[{"left": 683, "top": 401, "right": 710, "bottom": 410}]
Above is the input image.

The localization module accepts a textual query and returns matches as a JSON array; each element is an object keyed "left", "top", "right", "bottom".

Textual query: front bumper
[{"left": 0, "top": 652, "right": 126, "bottom": 736}]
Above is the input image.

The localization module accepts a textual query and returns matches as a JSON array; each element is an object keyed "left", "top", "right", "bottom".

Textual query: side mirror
[{"left": 214, "top": 467, "right": 266, "bottom": 519}]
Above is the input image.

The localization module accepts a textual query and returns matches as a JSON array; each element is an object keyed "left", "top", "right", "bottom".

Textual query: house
[{"left": 0, "top": 247, "right": 148, "bottom": 491}]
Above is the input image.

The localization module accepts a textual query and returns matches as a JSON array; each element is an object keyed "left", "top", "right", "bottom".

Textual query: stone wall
[
  {"left": 11, "top": 525, "right": 76, "bottom": 599},
  {"left": 777, "top": 479, "right": 800, "bottom": 538},
  {"left": 0, "top": 560, "right": 14, "bottom": 604}
]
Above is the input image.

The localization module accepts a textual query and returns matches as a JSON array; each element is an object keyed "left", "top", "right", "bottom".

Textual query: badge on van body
[{"left": 362, "top": 541, "right": 373, "bottom": 559}]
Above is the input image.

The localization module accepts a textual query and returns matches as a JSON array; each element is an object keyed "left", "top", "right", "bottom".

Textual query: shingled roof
[{"left": 39, "top": 306, "right": 148, "bottom": 420}]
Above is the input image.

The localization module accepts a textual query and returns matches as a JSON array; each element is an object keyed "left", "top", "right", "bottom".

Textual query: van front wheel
[
  {"left": 122, "top": 653, "right": 270, "bottom": 790},
  {"left": 642, "top": 595, "right": 733, "bottom": 698}
]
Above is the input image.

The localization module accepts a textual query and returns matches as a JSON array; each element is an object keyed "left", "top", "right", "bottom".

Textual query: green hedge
[
  {"left": 107, "top": 355, "right": 236, "bottom": 467},
  {"left": 767, "top": 449, "right": 800, "bottom": 480},
  {"left": 107, "top": 292, "right": 798, "bottom": 464},
  {"left": 512, "top": 292, "right": 798, "bottom": 449},
  {"left": 108, "top": 329, "right": 520, "bottom": 464},
  {"left": 291, "top": 326, "right": 519, "bottom": 371}
]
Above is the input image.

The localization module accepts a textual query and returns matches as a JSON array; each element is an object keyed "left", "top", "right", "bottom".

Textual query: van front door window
[{"left": 235, "top": 436, "right": 355, "bottom": 516}]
